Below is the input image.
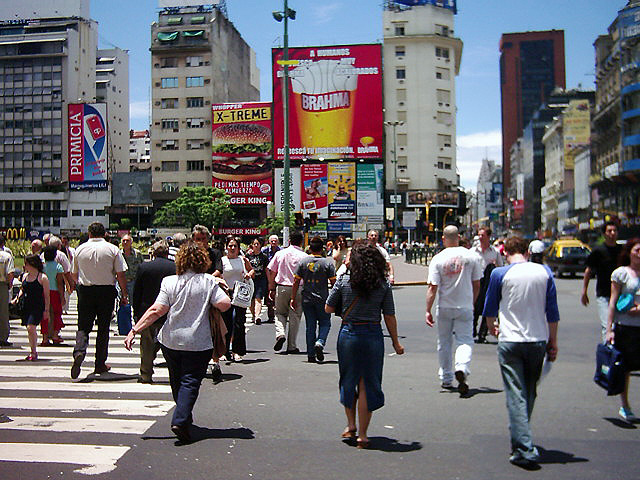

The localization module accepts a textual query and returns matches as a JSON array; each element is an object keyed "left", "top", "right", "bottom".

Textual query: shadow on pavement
[
  {"left": 237, "top": 358, "right": 270, "bottom": 365},
  {"left": 536, "top": 446, "right": 589, "bottom": 465},
  {"left": 88, "top": 372, "right": 140, "bottom": 382},
  {"left": 463, "top": 387, "right": 502, "bottom": 398},
  {"left": 603, "top": 417, "right": 637, "bottom": 429},
  {"left": 342, "top": 436, "right": 422, "bottom": 452},
  {"left": 190, "top": 425, "right": 255, "bottom": 442}
]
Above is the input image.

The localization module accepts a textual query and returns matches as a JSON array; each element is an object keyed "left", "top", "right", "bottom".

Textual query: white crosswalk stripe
[{"left": 0, "top": 292, "right": 174, "bottom": 475}]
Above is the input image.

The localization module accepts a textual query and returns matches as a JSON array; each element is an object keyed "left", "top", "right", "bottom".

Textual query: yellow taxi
[{"left": 544, "top": 239, "right": 591, "bottom": 277}]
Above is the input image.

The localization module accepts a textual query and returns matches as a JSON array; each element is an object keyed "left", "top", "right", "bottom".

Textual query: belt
[
  {"left": 276, "top": 283, "right": 292, "bottom": 287},
  {"left": 342, "top": 321, "right": 381, "bottom": 326}
]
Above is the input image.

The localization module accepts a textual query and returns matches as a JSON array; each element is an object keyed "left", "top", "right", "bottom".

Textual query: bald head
[
  {"left": 31, "top": 239, "right": 43, "bottom": 254},
  {"left": 442, "top": 225, "right": 459, "bottom": 247}
]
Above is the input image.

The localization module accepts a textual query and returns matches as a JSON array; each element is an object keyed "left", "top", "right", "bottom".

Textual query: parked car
[{"left": 544, "top": 239, "right": 591, "bottom": 277}]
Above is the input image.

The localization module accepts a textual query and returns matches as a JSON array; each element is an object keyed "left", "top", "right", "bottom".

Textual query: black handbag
[{"left": 594, "top": 342, "right": 626, "bottom": 396}]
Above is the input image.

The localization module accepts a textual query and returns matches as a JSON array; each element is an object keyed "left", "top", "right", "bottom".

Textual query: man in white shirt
[
  {"left": 483, "top": 236, "right": 559, "bottom": 470},
  {"left": 426, "top": 225, "right": 482, "bottom": 394},
  {"left": 367, "top": 229, "right": 394, "bottom": 284},
  {"left": 473, "top": 227, "right": 503, "bottom": 343},
  {"left": 0, "top": 234, "right": 14, "bottom": 347},
  {"left": 71, "top": 222, "right": 128, "bottom": 379}
]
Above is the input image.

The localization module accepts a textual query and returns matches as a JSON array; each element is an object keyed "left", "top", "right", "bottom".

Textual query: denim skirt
[{"left": 337, "top": 323, "right": 385, "bottom": 411}]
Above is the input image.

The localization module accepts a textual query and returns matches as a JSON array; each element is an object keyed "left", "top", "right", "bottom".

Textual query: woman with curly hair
[
  {"left": 124, "top": 241, "right": 231, "bottom": 443},
  {"left": 325, "top": 240, "right": 404, "bottom": 449}
]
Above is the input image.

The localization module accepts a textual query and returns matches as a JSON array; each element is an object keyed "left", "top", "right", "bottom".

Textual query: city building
[
  {"left": 382, "top": 0, "right": 462, "bottom": 241},
  {"left": 475, "top": 158, "right": 502, "bottom": 234},
  {"left": 590, "top": 0, "right": 640, "bottom": 238},
  {"left": 499, "top": 30, "right": 566, "bottom": 203},
  {"left": 150, "top": 3, "right": 259, "bottom": 209},
  {"left": 0, "top": 0, "right": 129, "bottom": 234},
  {"left": 129, "top": 130, "right": 151, "bottom": 172}
]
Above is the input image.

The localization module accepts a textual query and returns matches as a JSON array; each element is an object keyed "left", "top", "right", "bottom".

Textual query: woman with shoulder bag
[
  {"left": 325, "top": 240, "right": 404, "bottom": 449},
  {"left": 215, "top": 236, "right": 254, "bottom": 362},
  {"left": 606, "top": 237, "right": 640, "bottom": 422}
]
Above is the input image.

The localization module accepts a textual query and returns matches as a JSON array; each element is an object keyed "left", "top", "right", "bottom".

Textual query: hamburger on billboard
[
  {"left": 272, "top": 44, "right": 383, "bottom": 160},
  {"left": 212, "top": 102, "right": 273, "bottom": 204}
]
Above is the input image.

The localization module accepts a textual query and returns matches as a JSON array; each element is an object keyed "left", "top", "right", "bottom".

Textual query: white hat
[{"left": 528, "top": 240, "right": 545, "bottom": 254}]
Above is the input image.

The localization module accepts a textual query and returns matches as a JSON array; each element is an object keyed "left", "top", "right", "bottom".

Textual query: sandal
[
  {"left": 39, "top": 340, "right": 52, "bottom": 346},
  {"left": 52, "top": 338, "right": 64, "bottom": 345},
  {"left": 25, "top": 354, "right": 38, "bottom": 361},
  {"left": 341, "top": 428, "right": 357, "bottom": 439},
  {"left": 356, "top": 438, "right": 371, "bottom": 449}
]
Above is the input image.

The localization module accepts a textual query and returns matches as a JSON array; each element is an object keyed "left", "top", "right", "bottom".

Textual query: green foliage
[
  {"left": 153, "top": 186, "right": 234, "bottom": 229},
  {"left": 120, "top": 218, "right": 132, "bottom": 228},
  {"left": 109, "top": 223, "right": 119, "bottom": 230},
  {"left": 5, "top": 240, "right": 30, "bottom": 259},
  {"left": 259, "top": 213, "right": 295, "bottom": 237}
]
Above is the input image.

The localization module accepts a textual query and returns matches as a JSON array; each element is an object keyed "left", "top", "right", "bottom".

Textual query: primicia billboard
[{"left": 67, "top": 103, "right": 108, "bottom": 190}]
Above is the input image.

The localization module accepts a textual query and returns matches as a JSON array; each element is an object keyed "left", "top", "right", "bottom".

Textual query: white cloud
[
  {"left": 129, "top": 100, "right": 149, "bottom": 120},
  {"left": 456, "top": 130, "right": 502, "bottom": 191},
  {"left": 312, "top": 3, "right": 341, "bottom": 24}
]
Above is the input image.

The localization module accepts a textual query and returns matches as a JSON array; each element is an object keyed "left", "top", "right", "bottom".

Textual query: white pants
[
  {"left": 274, "top": 285, "right": 302, "bottom": 351},
  {"left": 436, "top": 307, "right": 473, "bottom": 383}
]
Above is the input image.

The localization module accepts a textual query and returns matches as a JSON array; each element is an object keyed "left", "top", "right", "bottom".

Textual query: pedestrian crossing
[{"left": 0, "top": 293, "right": 174, "bottom": 475}]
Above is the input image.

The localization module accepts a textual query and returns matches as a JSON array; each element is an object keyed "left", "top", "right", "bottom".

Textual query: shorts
[
  {"left": 22, "top": 311, "right": 44, "bottom": 327},
  {"left": 614, "top": 323, "right": 640, "bottom": 372}
]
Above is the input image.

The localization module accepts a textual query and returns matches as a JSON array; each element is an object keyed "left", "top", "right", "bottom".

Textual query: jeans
[
  {"left": 436, "top": 307, "right": 474, "bottom": 383},
  {"left": 596, "top": 296, "right": 610, "bottom": 342},
  {"left": 222, "top": 305, "right": 246, "bottom": 356},
  {"left": 497, "top": 341, "right": 547, "bottom": 461},
  {"left": 160, "top": 345, "right": 212, "bottom": 428},
  {"left": 303, "top": 302, "right": 331, "bottom": 356},
  {"left": 0, "top": 282, "right": 9, "bottom": 342},
  {"left": 74, "top": 285, "right": 117, "bottom": 368}
]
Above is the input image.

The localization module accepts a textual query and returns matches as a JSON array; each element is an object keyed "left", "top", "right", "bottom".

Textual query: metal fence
[{"left": 404, "top": 246, "right": 437, "bottom": 266}]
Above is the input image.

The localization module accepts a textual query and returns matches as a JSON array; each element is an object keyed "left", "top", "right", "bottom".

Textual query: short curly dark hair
[
  {"left": 348, "top": 239, "right": 388, "bottom": 296},
  {"left": 175, "top": 240, "right": 211, "bottom": 275}
]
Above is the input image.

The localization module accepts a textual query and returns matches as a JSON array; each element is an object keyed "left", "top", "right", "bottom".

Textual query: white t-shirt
[
  {"left": 376, "top": 244, "right": 391, "bottom": 262},
  {"left": 611, "top": 266, "right": 640, "bottom": 327},
  {"left": 156, "top": 272, "right": 229, "bottom": 351},
  {"left": 427, "top": 246, "right": 483, "bottom": 309},
  {"left": 473, "top": 245, "right": 504, "bottom": 270}
]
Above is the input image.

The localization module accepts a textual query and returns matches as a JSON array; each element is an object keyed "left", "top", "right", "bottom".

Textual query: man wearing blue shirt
[{"left": 483, "top": 236, "right": 559, "bottom": 470}]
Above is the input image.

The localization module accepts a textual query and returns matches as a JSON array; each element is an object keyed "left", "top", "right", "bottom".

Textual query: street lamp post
[
  {"left": 273, "top": 1, "right": 296, "bottom": 246},
  {"left": 384, "top": 120, "right": 404, "bottom": 245}
]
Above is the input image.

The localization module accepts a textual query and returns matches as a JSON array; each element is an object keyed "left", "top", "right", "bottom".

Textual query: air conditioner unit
[
  {"left": 205, "top": 166, "right": 211, "bottom": 171},
  {"left": 398, "top": 79, "right": 404, "bottom": 84},
  {"left": 154, "top": 167, "right": 160, "bottom": 171},
  {"left": 154, "top": 101, "right": 161, "bottom": 106},
  {"left": 205, "top": 100, "right": 210, "bottom": 105},
  {"left": 173, "top": 128, "right": 179, "bottom": 132},
  {"left": 155, "top": 82, "right": 160, "bottom": 87},
  {"left": 399, "top": 101, "right": 404, "bottom": 106}
]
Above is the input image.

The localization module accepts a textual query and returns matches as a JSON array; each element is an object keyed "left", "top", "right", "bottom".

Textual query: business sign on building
[
  {"left": 159, "top": 0, "right": 222, "bottom": 7},
  {"left": 563, "top": 100, "right": 590, "bottom": 169},
  {"left": 328, "top": 162, "right": 356, "bottom": 219},
  {"left": 274, "top": 167, "right": 301, "bottom": 214},
  {"left": 356, "top": 164, "right": 384, "bottom": 220},
  {"left": 68, "top": 103, "right": 108, "bottom": 190},
  {"left": 212, "top": 102, "right": 273, "bottom": 203},
  {"left": 392, "top": 0, "right": 457, "bottom": 13},
  {"left": 617, "top": 4, "right": 640, "bottom": 40},
  {"left": 406, "top": 190, "right": 459, "bottom": 207},
  {"left": 300, "top": 164, "right": 329, "bottom": 218},
  {"left": 273, "top": 44, "right": 383, "bottom": 160}
]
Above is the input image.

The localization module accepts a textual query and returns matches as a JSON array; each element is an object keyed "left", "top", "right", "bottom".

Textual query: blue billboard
[
  {"left": 392, "top": 0, "right": 457, "bottom": 14},
  {"left": 618, "top": 5, "right": 640, "bottom": 41}
]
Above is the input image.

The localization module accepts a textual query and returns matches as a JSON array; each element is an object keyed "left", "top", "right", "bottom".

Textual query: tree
[
  {"left": 259, "top": 212, "right": 295, "bottom": 237},
  {"left": 120, "top": 218, "right": 132, "bottom": 229},
  {"left": 154, "top": 186, "right": 234, "bottom": 229}
]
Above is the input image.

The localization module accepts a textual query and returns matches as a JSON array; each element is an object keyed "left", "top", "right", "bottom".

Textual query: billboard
[
  {"left": 273, "top": 44, "right": 383, "bottom": 160},
  {"left": 392, "top": 0, "right": 457, "bottom": 13},
  {"left": 159, "top": 0, "right": 222, "bottom": 7},
  {"left": 274, "top": 167, "right": 301, "bottom": 214},
  {"left": 406, "top": 190, "right": 459, "bottom": 207},
  {"left": 68, "top": 103, "right": 108, "bottom": 190},
  {"left": 563, "top": 99, "right": 590, "bottom": 169},
  {"left": 328, "top": 162, "right": 356, "bottom": 219},
  {"left": 112, "top": 171, "right": 152, "bottom": 206},
  {"left": 356, "top": 164, "right": 384, "bottom": 220},
  {"left": 300, "top": 164, "right": 329, "bottom": 217},
  {"left": 617, "top": 4, "right": 640, "bottom": 40},
  {"left": 212, "top": 102, "right": 273, "bottom": 204}
]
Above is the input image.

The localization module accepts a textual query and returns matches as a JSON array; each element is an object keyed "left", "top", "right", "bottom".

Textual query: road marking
[
  {"left": 0, "top": 443, "right": 130, "bottom": 475},
  {"left": 0, "top": 416, "right": 155, "bottom": 434},
  {"left": 0, "top": 365, "right": 169, "bottom": 379},
  {"left": 0, "top": 397, "right": 175, "bottom": 416},
  {"left": 0, "top": 353, "right": 164, "bottom": 366},
  {"left": 0, "top": 381, "right": 171, "bottom": 394}
]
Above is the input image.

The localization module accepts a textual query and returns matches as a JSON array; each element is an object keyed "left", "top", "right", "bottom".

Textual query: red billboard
[
  {"left": 300, "top": 163, "right": 328, "bottom": 217},
  {"left": 211, "top": 102, "right": 273, "bottom": 203},
  {"left": 273, "top": 44, "right": 383, "bottom": 160},
  {"left": 68, "top": 103, "right": 108, "bottom": 190}
]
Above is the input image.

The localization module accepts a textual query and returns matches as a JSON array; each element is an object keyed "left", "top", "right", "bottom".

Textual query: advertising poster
[
  {"left": 212, "top": 102, "right": 273, "bottom": 204},
  {"left": 300, "top": 164, "right": 328, "bottom": 217},
  {"left": 273, "top": 44, "right": 383, "bottom": 160},
  {"left": 562, "top": 99, "right": 590, "bottom": 169},
  {"left": 356, "top": 163, "right": 384, "bottom": 220},
  {"left": 274, "top": 167, "right": 301, "bottom": 215},
  {"left": 68, "top": 103, "right": 108, "bottom": 190},
  {"left": 406, "top": 190, "right": 459, "bottom": 207},
  {"left": 328, "top": 162, "right": 356, "bottom": 219}
]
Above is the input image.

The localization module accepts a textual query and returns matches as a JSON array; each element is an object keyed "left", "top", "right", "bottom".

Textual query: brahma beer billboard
[
  {"left": 68, "top": 103, "right": 108, "bottom": 190},
  {"left": 272, "top": 44, "right": 383, "bottom": 160},
  {"left": 211, "top": 102, "right": 273, "bottom": 205}
]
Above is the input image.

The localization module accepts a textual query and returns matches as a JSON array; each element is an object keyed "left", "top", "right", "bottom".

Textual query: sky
[{"left": 91, "top": 0, "right": 626, "bottom": 191}]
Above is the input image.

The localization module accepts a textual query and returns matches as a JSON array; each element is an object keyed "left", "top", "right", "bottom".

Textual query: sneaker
[
  {"left": 255, "top": 318, "right": 261, "bottom": 325},
  {"left": 0, "top": 340, "right": 13, "bottom": 347},
  {"left": 440, "top": 382, "right": 455, "bottom": 391},
  {"left": 211, "top": 362, "right": 222, "bottom": 383},
  {"left": 314, "top": 344, "right": 325, "bottom": 363},
  {"left": 274, "top": 336, "right": 286, "bottom": 351},
  {"left": 619, "top": 406, "right": 638, "bottom": 423},
  {"left": 233, "top": 353, "right": 243, "bottom": 362},
  {"left": 71, "top": 353, "right": 85, "bottom": 379},
  {"left": 307, "top": 356, "right": 317, "bottom": 363},
  {"left": 509, "top": 454, "right": 541, "bottom": 470},
  {"left": 171, "top": 424, "right": 191, "bottom": 444},
  {"left": 93, "top": 364, "right": 111, "bottom": 375},
  {"left": 455, "top": 370, "right": 469, "bottom": 395}
]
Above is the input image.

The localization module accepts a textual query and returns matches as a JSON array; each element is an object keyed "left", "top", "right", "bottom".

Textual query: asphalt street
[{"left": 1, "top": 274, "right": 639, "bottom": 480}]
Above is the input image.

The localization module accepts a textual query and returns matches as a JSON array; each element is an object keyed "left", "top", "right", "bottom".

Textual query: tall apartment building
[
  {"left": 382, "top": 0, "right": 462, "bottom": 233},
  {"left": 129, "top": 130, "right": 151, "bottom": 171},
  {"left": 475, "top": 158, "right": 502, "bottom": 233},
  {"left": 0, "top": 0, "right": 129, "bottom": 234},
  {"left": 150, "top": 4, "right": 259, "bottom": 206},
  {"left": 499, "top": 30, "right": 566, "bottom": 202}
]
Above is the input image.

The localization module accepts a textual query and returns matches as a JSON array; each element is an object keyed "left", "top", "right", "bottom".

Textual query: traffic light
[
  {"left": 309, "top": 212, "right": 318, "bottom": 226},
  {"left": 294, "top": 212, "right": 304, "bottom": 228}
]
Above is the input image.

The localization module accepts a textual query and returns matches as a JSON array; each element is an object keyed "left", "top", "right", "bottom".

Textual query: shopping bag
[
  {"left": 231, "top": 279, "right": 254, "bottom": 309},
  {"left": 594, "top": 343, "right": 626, "bottom": 396},
  {"left": 117, "top": 303, "right": 133, "bottom": 335}
]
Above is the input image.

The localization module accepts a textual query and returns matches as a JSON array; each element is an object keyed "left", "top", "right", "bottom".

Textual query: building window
[
  {"left": 397, "top": 155, "right": 408, "bottom": 168},
  {"left": 161, "top": 98, "right": 178, "bottom": 109},
  {"left": 95, "top": 209, "right": 105, "bottom": 216},
  {"left": 435, "top": 24, "right": 449, "bottom": 36},
  {"left": 186, "top": 56, "right": 203, "bottom": 67},
  {"left": 395, "top": 46, "right": 405, "bottom": 57},
  {"left": 397, "top": 88, "right": 406, "bottom": 102},
  {"left": 437, "top": 134, "right": 452, "bottom": 148},
  {"left": 186, "top": 117, "right": 204, "bottom": 128},
  {"left": 161, "top": 77, "right": 178, "bottom": 88},
  {"left": 161, "top": 140, "right": 178, "bottom": 150},
  {"left": 83, "top": 209, "right": 94, "bottom": 216},
  {"left": 187, "top": 139, "right": 204, "bottom": 150},
  {"left": 397, "top": 134, "right": 407, "bottom": 147},
  {"left": 437, "top": 157, "right": 452, "bottom": 170},
  {"left": 436, "top": 111, "right": 452, "bottom": 125},
  {"left": 187, "top": 160, "right": 204, "bottom": 171},
  {"left": 435, "top": 47, "right": 449, "bottom": 59},
  {"left": 397, "top": 111, "right": 407, "bottom": 122},
  {"left": 162, "top": 161, "right": 179, "bottom": 171},
  {"left": 436, "top": 89, "right": 451, "bottom": 105},
  {"left": 161, "top": 57, "right": 178, "bottom": 68},
  {"left": 161, "top": 118, "right": 179, "bottom": 130},
  {"left": 186, "top": 97, "right": 204, "bottom": 108},
  {"left": 72, "top": 209, "right": 82, "bottom": 216},
  {"left": 162, "top": 182, "right": 179, "bottom": 192},
  {"left": 435, "top": 67, "right": 450, "bottom": 80},
  {"left": 396, "top": 68, "right": 406, "bottom": 80},
  {"left": 186, "top": 76, "right": 204, "bottom": 87},
  {"left": 394, "top": 24, "right": 405, "bottom": 36}
]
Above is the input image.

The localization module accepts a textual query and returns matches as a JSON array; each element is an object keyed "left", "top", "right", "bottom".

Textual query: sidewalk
[{"left": 390, "top": 254, "right": 428, "bottom": 286}]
